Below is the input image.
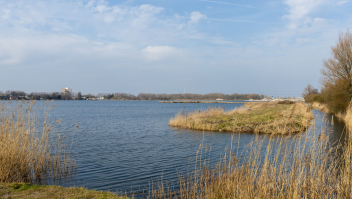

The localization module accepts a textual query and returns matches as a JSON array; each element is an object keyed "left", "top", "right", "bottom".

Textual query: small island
[{"left": 169, "top": 102, "right": 314, "bottom": 134}]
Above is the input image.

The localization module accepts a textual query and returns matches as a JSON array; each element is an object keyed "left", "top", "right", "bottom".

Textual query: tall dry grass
[
  {"left": 311, "top": 102, "right": 330, "bottom": 113},
  {"left": 152, "top": 115, "right": 352, "bottom": 198},
  {"left": 312, "top": 101, "right": 352, "bottom": 127},
  {"left": 0, "top": 101, "right": 75, "bottom": 184},
  {"left": 345, "top": 108, "right": 352, "bottom": 130}
]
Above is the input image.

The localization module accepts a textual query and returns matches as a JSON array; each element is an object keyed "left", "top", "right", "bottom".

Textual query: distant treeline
[
  {"left": 101, "top": 93, "right": 266, "bottom": 100},
  {"left": 0, "top": 90, "right": 266, "bottom": 101},
  {"left": 0, "top": 91, "right": 77, "bottom": 100}
]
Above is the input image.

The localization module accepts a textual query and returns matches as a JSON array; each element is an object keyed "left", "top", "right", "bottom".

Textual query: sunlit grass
[
  {"left": 0, "top": 182, "right": 126, "bottom": 199},
  {"left": 169, "top": 102, "right": 314, "bottom": 134},
  {"left": 0, "top": 101, "right": 75, "bottom": 184}
]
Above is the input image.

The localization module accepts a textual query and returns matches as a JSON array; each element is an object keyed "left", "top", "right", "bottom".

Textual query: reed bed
[
  {"left": 345, "top": 107, "right": 352, "bottom": 130},
  {"left": 169, "top": 102, "right": 314, "bottom": 134},
  {"left": 311, "top": 101, "right": 351, "bottom": 128},
  {"left": 311, "top": 102, "right": 330, "bottom": 113},
  {"left": 0, "top": 101, "right": 75, "bottom": 185},
  {"left": 151, "top": 113, "right": 352, "bottom": 198}
]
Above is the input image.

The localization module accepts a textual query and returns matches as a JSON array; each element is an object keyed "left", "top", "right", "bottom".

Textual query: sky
[{"left": 0, "top": 0, "right": 351, "bottom": 97}]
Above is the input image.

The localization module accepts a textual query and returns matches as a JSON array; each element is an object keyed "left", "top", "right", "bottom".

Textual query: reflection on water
[{"left": 5, "top": 101, "right": 345, "bottom": 195}]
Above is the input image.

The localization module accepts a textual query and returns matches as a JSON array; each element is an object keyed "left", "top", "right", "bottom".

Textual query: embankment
[{"left": 169, "top": 102, "right": 313, "bottom": 134}]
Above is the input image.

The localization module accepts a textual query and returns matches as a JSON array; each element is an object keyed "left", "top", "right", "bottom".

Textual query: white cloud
[
  {"left": 283, "top": 0, "right": 325, "bottom": 29},
  {"left": 96, "top": 4, "right": 111, "bottom": 13},
  {"left": 199, "top": 0, "right": 259, "bottom": 9},
  {"left": 142, "top": 46, "right": 182, "bottom": 61},
  {"left": 0, "top": 0, "right": 349, "bottom": 95},
  {"left": 142, "top": 45, "right": 177, "bottom": 53},
  {"left": 189, "top": 11, "right": 207, "bottom": 24},
  {"left": 0, "top": 1, "right": 165, "bottom": 30},
  {"left": 337, "top": 0, "right": 348, "bottom": 6},
  {"left": 0, "top": 0, "right": 229, "bottom": 70}
]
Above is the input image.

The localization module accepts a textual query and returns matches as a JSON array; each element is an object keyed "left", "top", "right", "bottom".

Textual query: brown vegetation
[
  {"left": 169, "top": 102, "right": 313, "bottom": 134},
  {"left": 154, "top": 100, "right": 352, "bottom": 199},
  {"left": 0, "top": 101, "right": 75, "bottom": 184},
  {"left": 304, "top": 29, "right": 352, "bottom": 114},
  {"left": 277, "top": 100, "right": 295, "bottom": 104},
  {"left": 152, "top": 119, "right": 352, "bottom": 198},
  {"left": 311, "top": 101, "right": 329, "bottom": 113},
  {"left": 302, "top": 84, "right": 319, "bottom": 100}
]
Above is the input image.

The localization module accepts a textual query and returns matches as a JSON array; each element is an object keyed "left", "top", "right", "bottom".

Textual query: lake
[{"left": 31, "top": 101, "right": 346, "bottom": 195}]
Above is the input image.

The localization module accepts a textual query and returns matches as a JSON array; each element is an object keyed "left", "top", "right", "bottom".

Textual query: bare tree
[
  {"left": 321, "top": 29, "right": 352, "bottom": 112},
  {"left": 77, "top": 92, "right": 82, "bottom": 100},
  {"left": 302, "top": 84, "right": 318, "bottom": 100},
  {"left": 321, "top": 30, "right": 352, "bottom": 84}
]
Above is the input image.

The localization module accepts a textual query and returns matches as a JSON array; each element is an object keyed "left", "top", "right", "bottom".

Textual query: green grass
[{"left": 0, "top": 183, "right": 127, "bottom": 199}]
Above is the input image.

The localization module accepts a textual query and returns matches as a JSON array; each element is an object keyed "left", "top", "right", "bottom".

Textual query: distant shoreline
[{"left": 159, "top": 100, "right": 250, "bottom": 104}]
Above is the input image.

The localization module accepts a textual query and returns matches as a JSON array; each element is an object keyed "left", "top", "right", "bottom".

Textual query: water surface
[{"left": 34, "top": 101, "right": 347, "bottom": 194}]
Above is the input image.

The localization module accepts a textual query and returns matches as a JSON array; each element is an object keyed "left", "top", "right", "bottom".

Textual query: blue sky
[{"left": 0, "top": 0, "right": 351, "bottom": 96}]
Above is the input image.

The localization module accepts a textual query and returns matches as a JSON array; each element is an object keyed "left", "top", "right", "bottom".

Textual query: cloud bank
[{"left": 0, "top": 0, "right": 350, "bottom": 96}]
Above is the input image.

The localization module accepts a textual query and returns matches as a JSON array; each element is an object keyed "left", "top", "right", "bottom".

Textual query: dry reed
[
  {"left": 152, "top": 113, "right": 352, "bottom": 198},
  {"left": 0, "top": 101, "right": 75, "bottom": 185},
  {"left": 311, "top": 102, "right": 330, "bottom": 113}
]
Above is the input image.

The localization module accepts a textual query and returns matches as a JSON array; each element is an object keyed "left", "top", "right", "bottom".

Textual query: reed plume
[{"left": 0, "top": 101, "right": 75, "bottom": 184}]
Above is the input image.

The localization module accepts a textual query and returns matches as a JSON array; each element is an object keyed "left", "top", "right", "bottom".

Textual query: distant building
[
  {"left": 215, "top": 98, "right": 224, "bottom": 101},
  {"left": 62, "top": 88, "right": 72, "bottom": 94}
]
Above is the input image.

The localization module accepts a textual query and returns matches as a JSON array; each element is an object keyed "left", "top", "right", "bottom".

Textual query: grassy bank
[
  {"left": 169, "top": 102, "right": 313, "bottom": 134},
  {"left": 0, "top": 183, "right": 125, "bottom": 199}
]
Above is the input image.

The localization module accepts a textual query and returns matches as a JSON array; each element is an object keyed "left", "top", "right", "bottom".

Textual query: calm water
[{"left": 17, "top": 101, "right": 347, "bottom": 195}]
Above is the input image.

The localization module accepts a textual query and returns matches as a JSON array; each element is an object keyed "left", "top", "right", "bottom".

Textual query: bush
[
  {"left": 322, "top": 78, "right": 350, "bottom": 113},
  {"left": 304, "top": 94, "right": 325, "bottom": 104}
]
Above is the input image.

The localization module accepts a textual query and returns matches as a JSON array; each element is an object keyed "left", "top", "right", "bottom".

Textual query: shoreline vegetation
[
  {"left": 0, "top": 100, "right": 128, "bottom": 199},
  {"left": 0, "top": 101, "right": 76, "bottom": 185},
  {"left": 160, "top": 101, "right": 248, "bottom": 104},
  {"left": 310, "top": 101, "right": 352, "bottom": 129},
  {"left": 169, "top": 102, "right": 314, "bottom": 134},
  {"left": 0, "top": 91, "right": 273, "bottom": 101},
  {"left": 0, "top": 183, "right": 125, "bottom": 199}
]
